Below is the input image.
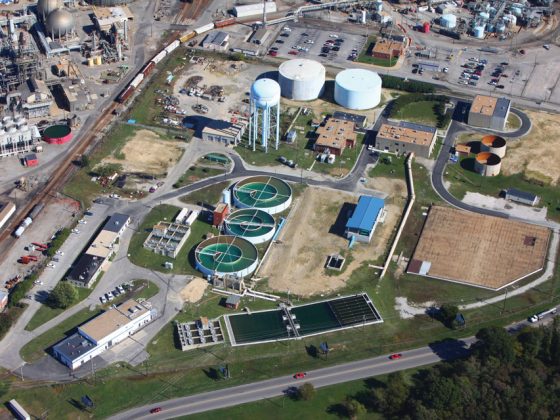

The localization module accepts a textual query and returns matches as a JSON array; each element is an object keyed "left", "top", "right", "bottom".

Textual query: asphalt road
[
  {"left": 431, "top": 105, "right": 532, "bottom": 218},
  {"left": 110, "top": 337, "right": 475, "bottom": 420}
]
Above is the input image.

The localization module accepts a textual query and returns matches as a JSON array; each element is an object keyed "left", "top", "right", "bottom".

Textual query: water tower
[{"left": 249, "top": 78, "right": 281, "bottom": 153}]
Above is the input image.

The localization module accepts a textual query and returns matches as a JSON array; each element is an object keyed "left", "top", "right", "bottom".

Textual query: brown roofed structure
[{"left": 470, "top": 95, "right": 498, "bottom": 116}]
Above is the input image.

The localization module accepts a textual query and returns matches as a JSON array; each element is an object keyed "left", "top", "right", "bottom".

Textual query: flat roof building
[
  {"left": 52, "top": 299, "right": 156, "bottom": 370},
  {"left": 332, "top": 111, "right": 368, "bottom": 129},
  {"left": 314, "top": 118, "right": 357, "bottom": 156},
  {"left": 202, "top": 122, "right": 246, "bottom": 145},
  {"left": 468, "top": 95, "right": 511, "bottom": 131},
  {"left": 371, "top": 40, "right": 404, "bottom": 59},
  {"left": 202, "top": 31, "right": 229, "bottom": 51},
  {"left": 504, "top": 188, "right": 540, "bottom": 207},
  {"left": 375, "top": 121, "right": 437, "bottom": 158},
  {"left": 0, "top": 288, "right": 8, "bottom": 312},
  {"left": 345, "top": 195, "right": 385, "bottom": 243}
]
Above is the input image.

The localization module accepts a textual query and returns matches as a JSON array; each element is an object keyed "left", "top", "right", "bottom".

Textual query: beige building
[
  {"left": 468, "top": 95, "right": 511, "bottom": 131},
  {"left": 314, "top": 118, "right": 357, "bottom": 156},
  {"left": 375, "top": 122, "right": 437, "bottom": 158}
]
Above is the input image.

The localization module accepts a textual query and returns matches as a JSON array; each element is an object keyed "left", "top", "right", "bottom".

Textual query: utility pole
[{"left": 501, "top": 287, "right": 509, "bottom": 314}]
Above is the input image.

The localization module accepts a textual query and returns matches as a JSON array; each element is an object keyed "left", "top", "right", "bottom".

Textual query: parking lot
[{"left": 270, "top": 24, "right": 368, "bottom": 66}]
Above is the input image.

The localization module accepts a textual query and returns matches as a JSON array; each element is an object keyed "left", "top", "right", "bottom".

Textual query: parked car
[
  {"left": 71, "top": 229, "right": 80, "bottom": 234},
  {"left": 100, "top": 296, "right": 107, "bottom": 304},
  {"left": 106, "top": 292, "right": 114, "bottom": 301},
  {"left": 117, "top": 285, "right": 125, "bottom": 294},
  {"left": 56, "top": 250, "right": 64, "bottom": 256}
]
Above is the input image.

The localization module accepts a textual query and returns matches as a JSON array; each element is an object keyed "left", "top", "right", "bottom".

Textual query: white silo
[
  {"left": 278, "top": 59, "right": 325, "bottom": 101},
  {"left": 334, "top": 69, "right": 382, "bottom": 110},
  {"left": 249, "top": 78, "right": 281, "bottom": 153},
  {"left": 440, "top": 14, "right": 457, "bottom": 29}
]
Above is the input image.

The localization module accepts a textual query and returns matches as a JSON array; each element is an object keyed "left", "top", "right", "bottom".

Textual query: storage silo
[
  {"left": 481, "top": 135, "right": 507, "bottom": 158},
  {"left": 334, "top": 69, "right": 382, "bottom": 110},
  {"left": 440, "top": 14, "right": 457, "bottom": 29},
  {"left": 475, "top": 152, "right": 501, "bottom": 176},
  {"left": 37, "top": 0, "right": 62, "bottom": 22},
  {"left": 473, "top": 25, "right": 485, "bottom": 39},
  {"left": 278, "top": 59, "right": 325, "bottom": 101}
]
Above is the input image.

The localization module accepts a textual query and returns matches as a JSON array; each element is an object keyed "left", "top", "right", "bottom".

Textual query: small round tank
[
  {"left": 475, "top": 152, "right": 501, "bottom": 176},
  {"left": 481, "top": 135, "right": 507, "bottom": 158}
]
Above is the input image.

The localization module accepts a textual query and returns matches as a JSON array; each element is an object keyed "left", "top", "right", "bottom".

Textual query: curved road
[{"left": 431, "top": 106, "right": 532, "bottom": 219}]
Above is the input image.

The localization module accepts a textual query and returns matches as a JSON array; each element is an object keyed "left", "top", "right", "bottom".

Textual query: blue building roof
[{"left": 346, "top": 196, "right": 385, "bottom": 233}]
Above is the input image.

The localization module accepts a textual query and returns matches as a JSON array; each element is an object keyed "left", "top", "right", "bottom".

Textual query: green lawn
[
  {"left": 173, "top": 166, "right": 226, "bottom": 189},
  {"left": 127, "top": 204, "right": 218, "bottom": 275},
  {"left": 506, "top": 112, "right": 522, "bottom": 130},
  {"left": 25, "top": 286, "right": 93, "bottom": 332},
  {"left": 235, "top": 111, "right": 363, "bottom": 177},
  {"left": 392, "top": 100, "right": 440, "bottom": 126},
  {"left": 368, "top": 155, "right": 406, "bottom": 179},
  {"left": 444, "top": 155, "right": 560, "bottom": 221},
  {"left": 180, "top": 181, "right": 232, "bottom": 207}
]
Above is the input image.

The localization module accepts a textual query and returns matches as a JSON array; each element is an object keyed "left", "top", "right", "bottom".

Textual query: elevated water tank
[
  {"left": 334, "top": 69, "right": 382, "bottom": 110},
  {"left": 278, "top": 59, "right": 325, "bottom": 101},
  {"left": 46, "top": 9, "right": 74, "bottom": 37},
  {"left": 473, "top": 25, "right": 485, "bottom": 39},
  {"left": 440, "top": 14, "right": 457, "bottom": 29},
  {"left": 251, "top": 78, "right": 281, "bottom": 108}
]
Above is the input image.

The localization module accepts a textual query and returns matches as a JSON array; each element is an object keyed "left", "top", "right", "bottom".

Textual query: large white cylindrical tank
[
  {"left": 251, "top": 78, "right": 281, "bottom": 108},
  {"left": 479, "top": 12, "right": 490, "bottom": 20},
  {"left": 334, "top": 69, "right": 382, "bottom": 110},
  {"left": 473, "top": 25, "right": 485, "bottom": 39},
  {"left": 441, "top": 14, "right": 457, "bottom": 28},
  {"left": 278, "top": 59, "right": 325, "bottom": 101}
]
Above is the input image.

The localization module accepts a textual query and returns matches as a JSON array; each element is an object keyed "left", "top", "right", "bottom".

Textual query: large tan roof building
[
  {"left": 468, "top": 95, "right": 511, "bottom": 131},
  {"left": 375, "top": 121, "right": 437, "bottom": 158},
  {"left": 314, "top": 118, "right": 357, "bottom": 156}
]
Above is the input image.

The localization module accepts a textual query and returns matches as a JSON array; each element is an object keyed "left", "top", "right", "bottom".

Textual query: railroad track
[{"left": 0, "top": 102, "right": 118, "bottom": 248}]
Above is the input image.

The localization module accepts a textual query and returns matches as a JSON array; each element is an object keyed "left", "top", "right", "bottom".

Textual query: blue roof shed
[{"left": 346, "top": 196, "right": 385, "bottom": 235}]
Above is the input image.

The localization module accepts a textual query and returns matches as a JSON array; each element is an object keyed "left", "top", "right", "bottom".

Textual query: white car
[
  {"left": 329, "top": 34, "right": 339, "bottom": 38},
  {"left": 109, "top": 193, "right": 121, "bottom": 199},
  {"left": 71, "top": 229, "right": 80, "bottom": 234},
  {"left": 117, "top": 285, "right": 125, "bottom": 294},
  {"left": 47, "top": 263, "right": 56, "bottom": 268},
  {"left": 33, "top": 280, "right": 44, "bottom": 286},
  {"left": 107, "top": 292, "right": 114, "bottom": 301},
  {"left": 56, "top": 250, "right": 64, "bottom": 256},
  {"left": 100, "top": 296, "right": 107, "bottom": 304},
  {"left": 78, "top": 219, "right": 87, "bottom": 224},
  {"left": 543, "top": 44, "right": 550, "bottom": 50},
  {"left": 442, "top": 67, "right": 449, "bottom": 73}
]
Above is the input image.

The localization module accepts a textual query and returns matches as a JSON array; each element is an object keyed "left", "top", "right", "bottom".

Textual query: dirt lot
[
  {"left": 502, "top": 111, "right": 560, "bottom": 185},
  {"left": 260, "top": 186, "right": 401, "bottom": 296},
  {"left": 409, "top": 206, "right": 550, "bottom": 290},
  {"left": 103, "top": 129, "right": 184, "bottom": 176},
  {"left": 180, "top": 277, "right": 208, "bottom": 303}
]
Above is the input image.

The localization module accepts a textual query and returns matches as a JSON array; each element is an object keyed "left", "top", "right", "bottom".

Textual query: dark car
[
  {"left": 501, "top": 62, "right": 509, "bottom": 66},
  {"left": 496, "top": 85, "right": 505, "bottom": 89},
  {"left": 302, "top": 32, "right": 309, "bottom": 36},
  {"left": 275, "top": 39, "right": 284, "bottom": 44},
  {"left": 280, "top": 33, "right": 290, "bottom": 37},
  {"left": 332, "top": 46, "right": 340, "bottom": 51},
  {"left": 319, "top": 53, "right": 328, "bottom": 57},
  {"left": 412, "top": 68, "right": 418, "bottom": 74},
  {"left": 322, "top": 47, "right": 330, "bottom": 53},
  {"left": 150, "top": 407, "right": 162, "bottom": 414}
]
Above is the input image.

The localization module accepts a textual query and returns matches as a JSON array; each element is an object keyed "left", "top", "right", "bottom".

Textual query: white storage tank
[
  {"left": 473, "top": 25, "right": 485, "bottom": 39},
  {"left": 440, "top": 14, "right": 457, "bottom": 29},
  {"left": 334, "top": 69, "right": 382, "bottom": 110},
  {"left": 278, "top": 59, "right": 325, "bottom": 101}
]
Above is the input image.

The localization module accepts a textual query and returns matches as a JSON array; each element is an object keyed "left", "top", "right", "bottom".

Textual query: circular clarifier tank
[
  {"left": 195, "top": 235, "right": 259, "bottom": 278},
  {"left": 224, "top": 208, "right": 276, "bottom": 244},
  {"left": 233, "top": 176, "right": 292, "bottom": 215}
]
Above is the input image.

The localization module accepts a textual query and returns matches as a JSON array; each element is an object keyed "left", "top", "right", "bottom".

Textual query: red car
[
  {"left": 293, "top": 372, "right": 307, "bottom": 379},
  {"left": 150, "top": 407, "right": 162, "bottom": 414},
  {"left": 288, "top": 51, "right": 298, "bottom": 55},
  {"left": 389, "top": 353, "right": 402, "bottom": 360}
]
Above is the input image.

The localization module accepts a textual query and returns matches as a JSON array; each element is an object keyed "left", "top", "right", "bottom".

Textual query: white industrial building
[
  {"left": 278, "top": 59, "right": 325, "bottom": 101},
  {"left": 233, "top": 1, "right": 277, "bottom": 18},
  {"left": 52, "top": 299, "right": 156, "bottom": 370},
  {"left": 334, "top": 69, "right": 382, "bottom": 110},
  {"left": 0, "top": 116, "right": 41, "bottom": 158}
]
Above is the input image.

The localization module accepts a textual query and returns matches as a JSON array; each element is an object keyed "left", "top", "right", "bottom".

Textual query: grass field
[
  {"left": 180, "top": 181, "right": 232, "bottom": 207},
  {"left": 128, "top": 204, "right": 218, "bottom": 275},
  {"left": 368, "top": 155, "right": 406, "bottom": 179},
  {"left": 507, "top": 112, "right": 522, "bottom": 130},
  {"left": 392, "top": 100, "right": 440, "bottom": 126},
  {"left": 25, "top": 286, "right": 94, "bottom": 332},
  {"left": 444, "top": 155, "right": 560, "bottom": 221},
  {"left": 173, "top": 166, "right": 225, "bottom": 189}
]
